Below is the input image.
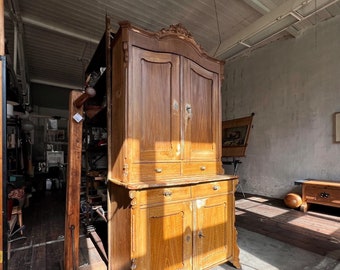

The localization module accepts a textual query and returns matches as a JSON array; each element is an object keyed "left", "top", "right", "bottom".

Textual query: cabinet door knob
[
  {"left": 198, "top": 231, "right": 205, "bottom": 238},
  {"left": 186, "top": 104, "right": 192, "bottom": 119},
  {"left": 155, "top": 168, "right": 162, "bottom": 173},
  {"left": 200, "top": 166, "right": 206, "bottom": 171},
  {"left": 163, "top": 190, "right": 172, "bottom": 197},
  {"left": 213, "top": 185, "right": 220, "bottom": 191},
  {"left": 319, "top": 192, "right": 330, "bottom": 198}
]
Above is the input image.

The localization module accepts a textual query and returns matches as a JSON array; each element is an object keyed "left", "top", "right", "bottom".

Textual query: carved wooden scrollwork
[
  {"left": 158, "top": 23, "right": 193, "bottom": 39},
  {"left": 123, "top": 41, "right": 129, "bottom": 67},
  {"left": 156, "top": 23, "right": 207, "bottom": 55}
]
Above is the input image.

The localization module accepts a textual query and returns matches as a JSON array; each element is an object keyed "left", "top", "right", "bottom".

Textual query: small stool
[
  {"left": 11, "top": 206, "right": 23, "bottom": 235},
  {"left": 223, "top": 157, "right": 245, "bottom": 198}
]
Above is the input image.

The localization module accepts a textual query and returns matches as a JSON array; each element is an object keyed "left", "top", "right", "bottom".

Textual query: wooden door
[
  {"left": 130, "top": 47, "right": 181, "bottom": 162},
  {"left": 194, "top": 195, "right": 231, "bottom": 269},
  {"left": 182, "top": 58, "right": 219, "bottom": 162},
  {"left": 134, "top": 202, "right": 192, "bottom": 270}
]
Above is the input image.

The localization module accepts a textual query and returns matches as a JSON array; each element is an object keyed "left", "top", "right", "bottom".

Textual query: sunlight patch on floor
[
  {"left": 287, "top": 216, "right": 339, "bottom": 235},
  {"left": 236, "top": 198, "right": 289, "bottom": 218}
]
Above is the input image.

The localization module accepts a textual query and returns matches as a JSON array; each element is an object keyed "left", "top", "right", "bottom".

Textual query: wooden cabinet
[
  {"left": 108, "top": 178, "right": 239, "bottom": 270},
  {"left": 104, "top": 21, "right": 240, "bottom": 270},
  {"left": 299, "top": 179, "right": 340, "bottom": 212},
  {"left": 109, "top": 22, "right": 223, "bottom": 185}
]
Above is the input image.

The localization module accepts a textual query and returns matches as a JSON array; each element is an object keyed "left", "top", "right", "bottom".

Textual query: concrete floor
[{"left": 213, "top": 227, "right": 340, "bottom": 270}]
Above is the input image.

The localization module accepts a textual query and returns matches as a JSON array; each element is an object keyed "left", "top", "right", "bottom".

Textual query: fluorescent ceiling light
[
  {"left": 220, "top": 43, "right": 250, "bottom": 59},
  {"left": 295, "top": 0, "right": 337, "bottom": 17}
]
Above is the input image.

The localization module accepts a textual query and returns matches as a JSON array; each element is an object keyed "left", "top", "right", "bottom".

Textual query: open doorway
[{"left": 6, "top": 116, "right": 69, "bottom": 268}]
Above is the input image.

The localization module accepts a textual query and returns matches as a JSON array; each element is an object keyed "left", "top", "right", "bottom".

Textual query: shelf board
[{"left": 45, "top": 141, "right": 68, "bottom": 145}]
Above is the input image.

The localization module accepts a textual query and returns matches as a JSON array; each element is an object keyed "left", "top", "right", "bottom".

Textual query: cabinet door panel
[
  {"left": 130, "top": 48, "right": 181, "bottom": 163},
  {"left": 135, "top": 203, "right": 192, "bottom": 270},
  {"left": 182, "top": 58, "right": 219, "bottom": 162},
  {"left": 194, "top": 195, "right": 232, "bottom": 269}
]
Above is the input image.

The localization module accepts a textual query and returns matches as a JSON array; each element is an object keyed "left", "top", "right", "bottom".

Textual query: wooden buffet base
[
  {"left": 299, "top": 179, "right": 340, "bottom": 212},
  {"left": 107, "top": 176, "right": 240, "bottom": 270}
]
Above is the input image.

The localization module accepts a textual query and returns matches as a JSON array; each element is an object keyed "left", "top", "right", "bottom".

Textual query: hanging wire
[
  {"left": 213, "top": 0, "right": 222, "bottom": 57},
  {"left": 314, "top": 0, "right": 318, "bottom": 49}
]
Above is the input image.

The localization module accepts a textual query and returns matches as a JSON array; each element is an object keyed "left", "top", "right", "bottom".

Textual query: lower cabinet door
[
  {"left": 194, "top": 194, "right": 231, "bottom": 269},
  {"left": 134, "top": 202, "right": 193, "bottom": 269}
]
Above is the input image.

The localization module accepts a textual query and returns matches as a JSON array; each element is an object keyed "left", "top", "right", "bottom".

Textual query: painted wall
[{"left": 222, "top": 15, "right": 340, "bottom": 198}]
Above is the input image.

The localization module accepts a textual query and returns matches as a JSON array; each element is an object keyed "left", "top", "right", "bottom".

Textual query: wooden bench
[{"left": 295, "top": 179, "right": 340, "bottom": 212}]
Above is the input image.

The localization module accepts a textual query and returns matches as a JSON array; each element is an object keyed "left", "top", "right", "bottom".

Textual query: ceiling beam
[
  {"left": 243, "top": 0, "right": 300, "bottom": 38},
  {"left": 242, "top": 0, "right": 271, "bottom": 13},
  {"left": 212, "top": 0, "right": 318, "bottom": 59},
  {"left": 4, "top": 12, "right": 99, "bottom": 44}
]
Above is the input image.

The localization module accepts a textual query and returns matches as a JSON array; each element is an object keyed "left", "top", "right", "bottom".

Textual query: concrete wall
[{"left": 222, "top": 16, "right": 340, "bottom": 198}]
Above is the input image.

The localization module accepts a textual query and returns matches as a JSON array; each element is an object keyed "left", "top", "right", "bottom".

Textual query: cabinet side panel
[
  {"left": 110, "top": 33, "right": 127, "bottom": 182},
  {"left": 107, "top": 183, "right": 132, "bottom": 269}
]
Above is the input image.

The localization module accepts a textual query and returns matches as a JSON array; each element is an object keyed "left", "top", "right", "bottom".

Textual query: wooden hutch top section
[{"left": 88, "top": 20, "right": 232, "bottom": 188}]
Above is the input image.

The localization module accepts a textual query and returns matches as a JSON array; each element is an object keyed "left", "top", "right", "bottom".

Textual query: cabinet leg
[
  {"left": 230, "top": 259, "right": 241, "bottom": 269},
  {"left": 230, "top": 227, "right": 241, "bottom": 269},
  {"left": 300, "top": 202, "right": 309, "bottom": 212}
]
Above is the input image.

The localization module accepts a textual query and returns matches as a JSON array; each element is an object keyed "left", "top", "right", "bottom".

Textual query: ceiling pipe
[
  {"left": 21, "top": 16, "right": 99, "bottom": 44},
  {"left": 13, "top": 24, "right": 17, "bottom": 73},
  {"left": 6, "top": 0, "right": 30, "bottom": 107},
  {"left": 30, "top": 78, "right": 81, "bottom": 90}
]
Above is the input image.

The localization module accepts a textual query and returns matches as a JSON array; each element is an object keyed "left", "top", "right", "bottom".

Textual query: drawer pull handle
[
  {"left": 163, "top": 190, "right": 172, "bottom": 197},
  {"left": 319, "top": 192, "right": 330, "bottom": 198},
  {"left": 213, "top": 185, "right": 220, "bottom": 191},
  {"left": 155, "top": 168, "right": 162, "bottom": 173},
  {"left": 200, "top": 166, "right": 206, "bottom": 171}
]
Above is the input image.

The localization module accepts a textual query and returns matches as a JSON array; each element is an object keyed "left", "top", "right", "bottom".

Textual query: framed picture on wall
[
  {"left": 222, "top": 113, "right": 254, "bottom": 157},
  {"left": 334, "top": 112, "right": 340, "bottom": 142}
]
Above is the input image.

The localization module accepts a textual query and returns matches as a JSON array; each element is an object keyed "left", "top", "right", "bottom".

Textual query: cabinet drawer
[
  {"left": 304, "top": 184, "right": 340, "bottom": 206},
  {"left": 192, "top": 181, "right": 233, "bottom": 198},
  {"left": 137, "top": 186, "right": 191, "bottom": 205},
  {"left": 130, "top": 162, "right": 181, "bottom": 181},
  {"left": 182, "top": 162, "right": 219, "bottom": 176}
]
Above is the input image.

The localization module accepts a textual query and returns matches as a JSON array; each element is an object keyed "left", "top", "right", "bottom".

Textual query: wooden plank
[
  {"left": 0, "top": 0, "right": 5, "bottom": 267},
  {"left": 235, "top": 194, "right": 340, "bottom": 257},
  {"left": 79, "top": 237, "right": 107, "bottom": 270},
  {"left": 64, "top": 90, "right": 84, "bottom": 270}
]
